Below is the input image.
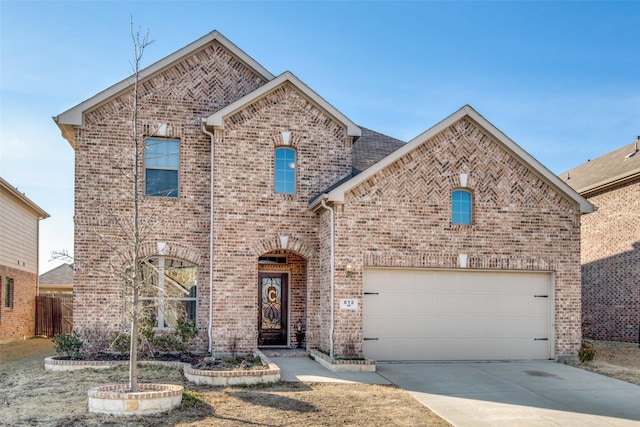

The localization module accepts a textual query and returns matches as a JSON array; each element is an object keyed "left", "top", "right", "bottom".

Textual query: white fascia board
[
  {"left": 462, "top": 107, "right": 595, "bottom": 214},
  {"left": 320, "top": 105, "right": 594, "bottom": 214},
  {"left": 205, "top": 71, "right": 361, "bottom": 138},
  {"left": 54, "top": 30, "right": 275, "bottom": 127},
  {"left": 320, "top": 107, "right": 469, "bottom": 205}
]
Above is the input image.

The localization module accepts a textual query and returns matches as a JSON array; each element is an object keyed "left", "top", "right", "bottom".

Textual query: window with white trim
[
  {"left": 145, "top": 138, "right": 179, "bottom": 197},
  {"left": 125, "top": 257, "right": 196, "bottom": 328},
  {"left": 274, "top": 147, "right": 296, "bottom": 194},
  {"left": 452, "top": 189, "right": 472, "bottom": 225}
]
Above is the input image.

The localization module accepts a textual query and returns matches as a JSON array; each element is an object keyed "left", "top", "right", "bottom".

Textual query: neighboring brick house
[
  {"left": 0, "top": 177, "right": 49, "bottom": 342},
  {"left": 39, "top": 263, "right": 74, "bottom": 294},
  {"left": 54, "top": 31, "right": 593, "bottom": 361},
  {"left": 561, "top": 139, "right": 640, "bottom": 343}
]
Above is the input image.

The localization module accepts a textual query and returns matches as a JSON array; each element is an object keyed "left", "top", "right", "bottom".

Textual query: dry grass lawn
[
  {"left": 0, "top": 338, "right": 450, "bottom": 426},
  {"left": 563, "top": 340, "right": 640, "bottom": 386},
  {"left": 2, "top": 338, "right": 639, "bottom": 426}
]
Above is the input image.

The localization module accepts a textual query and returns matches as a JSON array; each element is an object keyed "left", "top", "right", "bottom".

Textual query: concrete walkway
[
  {"left": 274, "top": 357, "right": 640, "bottom": 426},
  {"left": 272, "top": 356, "right": 390, "bottom": 384}
]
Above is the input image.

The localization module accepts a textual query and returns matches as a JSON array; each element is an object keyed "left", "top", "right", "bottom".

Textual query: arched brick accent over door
[{"left": 253, "top": 235, "right": 314, "bottom": 260}]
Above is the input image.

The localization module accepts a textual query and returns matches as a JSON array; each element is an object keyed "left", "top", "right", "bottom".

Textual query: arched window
[
  {"left": 452, "top": 189, "right": 472, "bottom": 225},
  {"left": 274, "top": 147, "right": 296, "bottom": 194},
  {"left": 125, "top": 257, "right": 197, "bottom": 329}
]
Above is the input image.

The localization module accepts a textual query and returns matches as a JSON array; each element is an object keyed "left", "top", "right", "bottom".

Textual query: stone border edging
[
  {"left": 184, "top": 349, "right": 280, "bottom": 385},
  {"left": 87, "top": 383, "right": 183, "bottom": 415},
  {"left": 309, "top": 349, "right": 376, "bottom": 372},
  {"left": 44, "top": 356, "right": 187, "bottom": 371},
  {"left": 45, "top": 349, "right": 281, "bottom": 385}
]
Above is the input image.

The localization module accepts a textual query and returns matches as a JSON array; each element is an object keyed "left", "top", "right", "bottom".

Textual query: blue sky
[{"left": 1, "top": 0, "right": 638, "bottom": 273}]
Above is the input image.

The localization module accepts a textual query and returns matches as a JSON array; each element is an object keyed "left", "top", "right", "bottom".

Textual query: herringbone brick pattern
[{"left": 334, "top": 117, "right": 582, "bottom": 356}]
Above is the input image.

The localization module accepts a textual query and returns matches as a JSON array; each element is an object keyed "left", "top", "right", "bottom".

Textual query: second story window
[
  {"left": 274, "top": 147, "right": 296, "bottom": 194},
  {"left": 145, "top": 138, "right": 179, "bottom": 198},
  {"left": 452, "top": 189, "right": 472, "bottom": 225}
]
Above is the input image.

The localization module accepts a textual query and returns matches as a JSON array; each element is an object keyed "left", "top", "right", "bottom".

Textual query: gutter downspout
[
  {"left": 320, "top": 197, "right": 335, "bottom": 358},
  {"left": 201, "top": 119, "right": 215, "bottom": 355}
]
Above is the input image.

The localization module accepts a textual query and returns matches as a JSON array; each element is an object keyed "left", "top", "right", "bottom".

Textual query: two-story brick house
[
  {"left": 561, "top": 140, "right": 640, "bottom": 343},
  {"left": 54, "top": 31, "right": 593, "bottom": 361}
]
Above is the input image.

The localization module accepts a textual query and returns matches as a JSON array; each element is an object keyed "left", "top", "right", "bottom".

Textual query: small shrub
[
  {"left": 78, "top": 327, "right": 112, "bottom": 359},
  {"left": 579, "top": 342, "right": 596, "bottom": 362},
  {"left": 110, "top": 332, "right": 131, "bottom": 355},
  {"left": 51, "top": 331, "right": 84, "bottom": 359},
  {"left": 153, "top": 334, "right": 182, "bottom": 352},
  {"left": 176, "top": 317, "right": 197, "bottom": 351},
  {"left": 139, "top": 318, "right": 155, "bottom": 343}
]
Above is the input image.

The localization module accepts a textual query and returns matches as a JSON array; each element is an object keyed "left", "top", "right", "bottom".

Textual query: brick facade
[
  {"left": 328, "top": 118, "right": 582, "bottom": 357},
  {"left": 0, "top": 265, "right": 37, "bottom": 342},
  {"left": 72, "top": 41, "right": 268, "bottom": 349},
  {"left": 62, "top": 32, "right": 586, "bottom": 358},
  {"left": 581, "top": 180, "right": 640, "bottom": 342}
]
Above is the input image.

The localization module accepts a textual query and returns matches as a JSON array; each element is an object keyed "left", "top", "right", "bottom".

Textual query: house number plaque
[{"left": 340, "top": 299, "right": 358, "bottom": 310}]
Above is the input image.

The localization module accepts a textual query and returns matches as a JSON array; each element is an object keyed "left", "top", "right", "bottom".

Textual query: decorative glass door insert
[{"left": 258, "top": 273, "right": 288, "bottom": 346}]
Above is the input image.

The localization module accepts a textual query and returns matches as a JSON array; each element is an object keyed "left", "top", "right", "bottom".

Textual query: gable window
[
  {"left": 452, "top": 189, "right": 472, "bottom": 225},
  {"left": 125, "top": 257, "right": 196, "bottom": 329},
  {"left": 4, "top": 278, "right": 14, "bottom": 309},
  {"left": 274, "top": 147, "right": 296, "bottom": 194},
  {"left": 145, "top": 138, "right": 179, "bottom": 197}
]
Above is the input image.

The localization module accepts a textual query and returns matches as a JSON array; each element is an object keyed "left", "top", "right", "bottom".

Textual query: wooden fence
[{"left": 35, "top": 294, "right": 73, "bottom": 337}]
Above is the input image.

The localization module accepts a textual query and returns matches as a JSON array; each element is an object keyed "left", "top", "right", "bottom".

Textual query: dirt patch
[
  {"left": 0, "top": 337, "right": 450, "bottom": 426},
  {"left": 564, "top": 340, "right": 640, "bottom": 386}
]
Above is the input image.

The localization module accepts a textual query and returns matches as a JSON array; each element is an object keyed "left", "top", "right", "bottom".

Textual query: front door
[{"left": 258, "top": 273, "right": 288, "bottom": 346}]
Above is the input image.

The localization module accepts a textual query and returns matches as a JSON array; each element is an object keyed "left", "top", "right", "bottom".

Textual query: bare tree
[
  {"left": 54, "top": 19, "right": 157, "bottom": 393},
  {"left": 125, "top": 18, "right": 155, "bottom": 393}
]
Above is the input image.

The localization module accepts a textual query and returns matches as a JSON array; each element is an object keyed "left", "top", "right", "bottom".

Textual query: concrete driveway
[{"left": 377, "top": 361, "right": 640, "bottom": 427}]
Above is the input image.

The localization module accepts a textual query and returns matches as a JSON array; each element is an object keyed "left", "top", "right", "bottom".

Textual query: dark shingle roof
[
  {"left": 560, "top": 139, "right": 640, "bottom": 194},
  {"left": 39, "top": 263, "right": 74, "bottom": 284},
  {"left": 352, "top": 127, "right": 406, "bottom": 174},
  {"left": 309, "top": 127, "right": 406, "bottom": 203}
]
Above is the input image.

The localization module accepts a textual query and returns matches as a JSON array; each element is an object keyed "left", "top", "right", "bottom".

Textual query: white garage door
[{"left": 363, "top": 268, "right": 553, "bottom": 361}]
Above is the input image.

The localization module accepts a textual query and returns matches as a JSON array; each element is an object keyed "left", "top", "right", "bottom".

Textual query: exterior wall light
[{"left": 345, "top": 259, "right": 353, "bottom": 277}]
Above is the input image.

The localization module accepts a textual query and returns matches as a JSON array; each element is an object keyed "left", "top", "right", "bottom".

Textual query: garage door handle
[
  {"left": 534, "top": 295, "right": 548, "bottom": 298},
  {"left": 364, "top": 338, "right": 379, "bottom": 341},
  {"left": 364, "top": 292, "right": 379, "bottom": 295},
  {"left": 534, "top": 338, "right": 548, "bottom": 341}
]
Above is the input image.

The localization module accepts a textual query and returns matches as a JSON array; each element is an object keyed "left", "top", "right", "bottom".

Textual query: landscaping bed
[
  {"left": 45, "top": 349, "right": 280, "bottom": 386},
  {"left": 0, "top": 338, "right": 450, "bottom": 426}
]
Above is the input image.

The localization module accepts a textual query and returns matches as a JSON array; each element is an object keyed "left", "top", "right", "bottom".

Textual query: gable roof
[
  {"left": 39, "top": 263, "right": 74, "bottom": 284},
  {"left": 204, "top": 71, "right": 361, "bottom": 138},
  {"left": 309, "top": 105, "right": 595, "bottom": 214},
  {"left": 560, "top": 139, "right": 640, "bottom": 196},
  {"left": 54, "top": 30, "right": 275, "bottom": 148},
  {"left": 0, "top": 177, "right": 50, "bottom": 219}
]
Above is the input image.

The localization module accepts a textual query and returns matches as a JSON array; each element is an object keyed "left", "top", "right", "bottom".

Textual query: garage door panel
[
  {"left": 363, "top": 269, "right": 553, "bottom": 361},
  {"left": 364, "top": 337, "right": 550, "bottom": 360}
]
